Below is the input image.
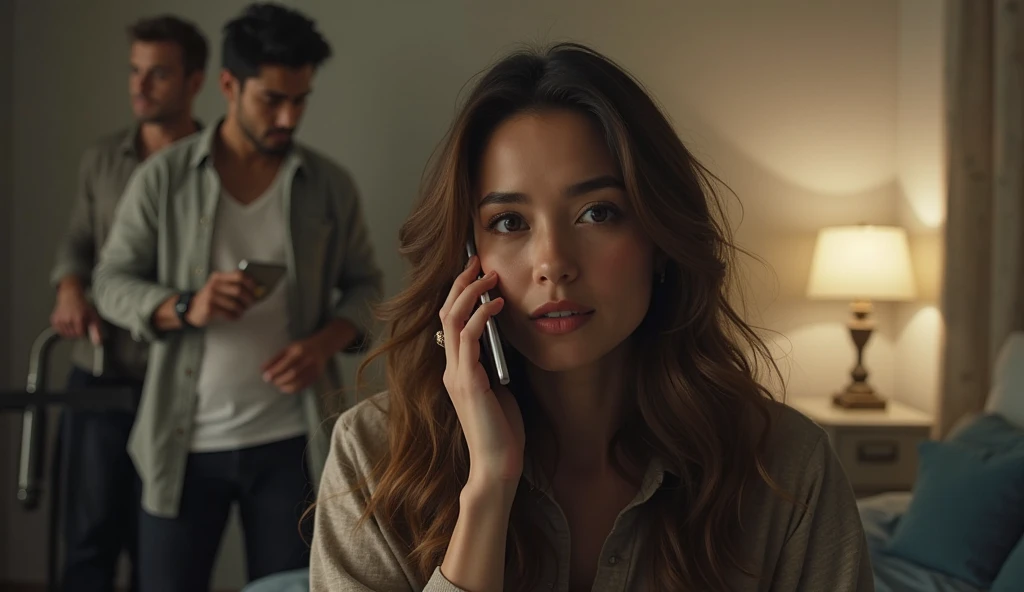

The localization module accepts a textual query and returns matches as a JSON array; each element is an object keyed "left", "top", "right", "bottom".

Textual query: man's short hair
[
  {"left": 221, "top": 2, "right": 332, "bottom": 84},
  {"left": 127, "top": 15, "right": 209, "bottom": 75}
]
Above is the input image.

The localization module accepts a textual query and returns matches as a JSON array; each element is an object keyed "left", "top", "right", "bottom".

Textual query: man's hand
[
  {"left": 51, "top": 278, "right": 102, "bottom": 345},
  {"left": 261, "top": 337, "right": 332, "bottom": 395},
  {"left": 186, "top": 270, "right": 259, "bottom": 327}
]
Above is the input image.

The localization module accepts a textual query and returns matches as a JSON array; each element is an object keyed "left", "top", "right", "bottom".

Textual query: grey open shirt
[
  {"left": 50, "top": 126, "right": 149, "bottom": 379},
  {"left": 93, "top": 122, "right": 383, "bottom": 518}
]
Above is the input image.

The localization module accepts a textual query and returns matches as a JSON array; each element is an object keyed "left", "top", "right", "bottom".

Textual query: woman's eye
[
  {"left": 578, "top": 204, "right": 620, "bottom": 224},
  {"left": 488, "top": 213, "right": 527, "bottom": 234}
]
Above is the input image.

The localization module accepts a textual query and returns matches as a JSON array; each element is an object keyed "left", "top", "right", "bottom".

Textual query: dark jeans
[
  {"left": 137, "top": 435, "right": 313, "bottom": 592},
  {"left": 59, "top": 366, "right": 143, "bottom": 592}
]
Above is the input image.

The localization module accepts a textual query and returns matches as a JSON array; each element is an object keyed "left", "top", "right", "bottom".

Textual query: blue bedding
[
  {"left": 858, "top": 492, "right": 985, "bottom": 592},
  {"left": 241, "top": 569, "right": 309, "bottom": 592}
]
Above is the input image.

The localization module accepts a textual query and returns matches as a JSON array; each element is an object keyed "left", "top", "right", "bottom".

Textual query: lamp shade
[{"left": 807, "top": 225, "right": 916, "bottom": 301}]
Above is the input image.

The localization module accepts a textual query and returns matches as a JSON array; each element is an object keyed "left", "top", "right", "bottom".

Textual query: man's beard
[
  {"left": 134, "top": 95, "right": 185, "bottom": 125},
  {"left": 138, "top": 109, "right": 181, "bottom": 124},
  {"left": 239, "top": 114, "right": 293, "bottom": 156}
]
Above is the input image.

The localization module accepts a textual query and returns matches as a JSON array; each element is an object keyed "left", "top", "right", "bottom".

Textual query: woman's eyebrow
[
  {"left": 479, "top": 175, "right": 624, "bottom": 208},
  {"left": 479, "top": 191, "right": 527, "bottom": 208},
  {"left": 564, "top": 175, "right": 624, "bottom": 198}
]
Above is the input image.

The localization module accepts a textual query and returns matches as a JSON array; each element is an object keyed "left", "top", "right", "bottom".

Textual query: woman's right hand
[{"left": 439, "top": 255, "right": 526, "bottom": 493}]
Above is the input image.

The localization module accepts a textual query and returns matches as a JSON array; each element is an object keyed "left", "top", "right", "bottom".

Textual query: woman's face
[{"left": 474, "top": 108, "right": 657, "bottom": 373}]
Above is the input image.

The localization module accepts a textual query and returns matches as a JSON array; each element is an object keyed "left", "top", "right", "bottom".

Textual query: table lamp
[{"left": 806, "top": 225, "right": 916, "bottom": 409}]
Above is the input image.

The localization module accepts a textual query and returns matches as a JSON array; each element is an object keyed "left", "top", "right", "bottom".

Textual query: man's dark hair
[
  {"left": 222, "top": 3, "right": 332, "bottom": 83},
  {"left": 127, "top": 15, "right": 209, "bottom": 75}
]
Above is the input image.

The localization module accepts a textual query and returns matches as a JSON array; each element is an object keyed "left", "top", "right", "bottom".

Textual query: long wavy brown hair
[{"left": 354, "top": 42, "right": 783, "bottom": 591}]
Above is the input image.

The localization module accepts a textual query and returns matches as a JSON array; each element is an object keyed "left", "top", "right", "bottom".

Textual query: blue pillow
[
  {"left": 950, "top": 413, "right": 1024, "bottom": 455},
  {"left": 884, "top": 440, "right": 1024, "bottom": 588},
  {"left": 993, "top": 534, "right": 1024, "bottom": 592}
]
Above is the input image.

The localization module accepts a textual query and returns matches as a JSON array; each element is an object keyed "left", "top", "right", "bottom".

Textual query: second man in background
[{"left": 49, "top": 15, "right": 207, "bottom": 592}]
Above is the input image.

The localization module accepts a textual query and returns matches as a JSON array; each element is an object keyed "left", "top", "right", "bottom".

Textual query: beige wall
[
  {"left": 5, "top": 0, "right": 920, "bottom": 587},
  {"left": 895, "top": 0, "right": 947, "bottom": 417}
]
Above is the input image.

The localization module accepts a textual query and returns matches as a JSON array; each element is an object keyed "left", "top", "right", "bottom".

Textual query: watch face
[{"left": 176, "top": 297, "right": 188, "bottom": 315}]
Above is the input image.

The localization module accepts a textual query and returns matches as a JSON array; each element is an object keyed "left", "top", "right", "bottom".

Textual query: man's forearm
[
  {"left": 93, "top": 265, "right": 177, "bottom": 342},
  {"left": 313, "top": 318, "right": 360, "bottom": 354},
  {"left": 58, "top": 275, "right": 86, "bottom": 295},
  {"left": 151, "top": 295, "right": 183, "bottom": 332},
  {"left": 51, "top": 232, "right": 97, "bottom": 291}
]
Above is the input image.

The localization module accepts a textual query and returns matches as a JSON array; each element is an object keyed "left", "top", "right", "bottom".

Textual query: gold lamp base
[
  {"left": 832, "top": 386, "right": 887, "bottom": 410},
  {"left": 831, "top": 299, "right": 888, "bottom": 411}
]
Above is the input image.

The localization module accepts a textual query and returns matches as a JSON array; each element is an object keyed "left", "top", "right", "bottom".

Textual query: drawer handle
[{"left": 856, "top": 441, "right": 899, "bottom": 464}]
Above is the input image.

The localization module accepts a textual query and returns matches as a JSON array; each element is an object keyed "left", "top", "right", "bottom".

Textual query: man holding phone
[{"left": 92, "top": 4, "right": 383, "bottom": 589}]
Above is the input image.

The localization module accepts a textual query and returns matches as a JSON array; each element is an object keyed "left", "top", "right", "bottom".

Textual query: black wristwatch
[{"left": 175, "top": 292, "right": 196, "bottom": 329}]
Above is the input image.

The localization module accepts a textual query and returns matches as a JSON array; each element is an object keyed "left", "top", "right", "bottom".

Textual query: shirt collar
[
  {"left": 521, "top": 453, "right": 674, "bottom": 509},
  {"left": 119, "top": 123, "right": 140, "bottom": 157},
  {"left": 123, "top": 119, "right": 204, "bottom": 158}
]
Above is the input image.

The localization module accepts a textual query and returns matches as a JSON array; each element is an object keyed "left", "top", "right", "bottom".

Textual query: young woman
[{"left": 309, "top": 43, "right": 872, "bottom": 592}]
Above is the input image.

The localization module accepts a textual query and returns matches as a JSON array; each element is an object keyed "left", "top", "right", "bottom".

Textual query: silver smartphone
[
  {"left": 238, "top": 259, "right": 287, "bottom": 301},
  {"left": 466, "top": 240, "right": 510, "bottom": 386}
]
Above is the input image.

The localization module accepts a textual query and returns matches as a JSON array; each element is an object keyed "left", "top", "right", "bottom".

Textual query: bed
[{"left": 856, "top": 332, "right": 1024, "bottom": 592}]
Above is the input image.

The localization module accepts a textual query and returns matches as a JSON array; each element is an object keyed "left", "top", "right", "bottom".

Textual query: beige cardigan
[{"left": 309, "top": 393, "right": 874, "bottom": 591}]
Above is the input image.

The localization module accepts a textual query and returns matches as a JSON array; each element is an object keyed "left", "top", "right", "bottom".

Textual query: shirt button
[
  {"left": 608, "top": 555, "right": 620, "bottom": 566},
  {"left": 193, "top": 267, "right": 204, "bottom": 276},
  {"left": 184, "top": 368, "right": 193, "bottom": 378},
  {"left": 199, "top": 216, "right": 208, "bottom": 226}
]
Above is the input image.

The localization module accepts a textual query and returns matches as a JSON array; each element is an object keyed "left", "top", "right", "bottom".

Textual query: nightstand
[{"left": 787, "top": 397, "right": 934, "bottom": 496}]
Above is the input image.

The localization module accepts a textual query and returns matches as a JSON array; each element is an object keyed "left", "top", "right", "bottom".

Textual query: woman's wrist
[
  {"left": 461, "top": 476, "right": 518, "bottom": 515},
  {"left": 440, "top": 479, "right": 517, "bottom": 591}
]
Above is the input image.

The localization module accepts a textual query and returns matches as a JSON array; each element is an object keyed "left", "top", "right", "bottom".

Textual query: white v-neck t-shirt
[{"left": 191, "top": 175, "right": 306, "bottom": 452}]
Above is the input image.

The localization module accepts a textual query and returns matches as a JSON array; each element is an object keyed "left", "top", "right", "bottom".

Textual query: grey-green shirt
[
  {"left": 93, "top": 122, "right": 384, "bottom": 518},
  {"left": 310, "top": 394, "right": 874, "bottom": 591},
  {"left": 50, "top": 126, "right": 149, "bottom": 379}
]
